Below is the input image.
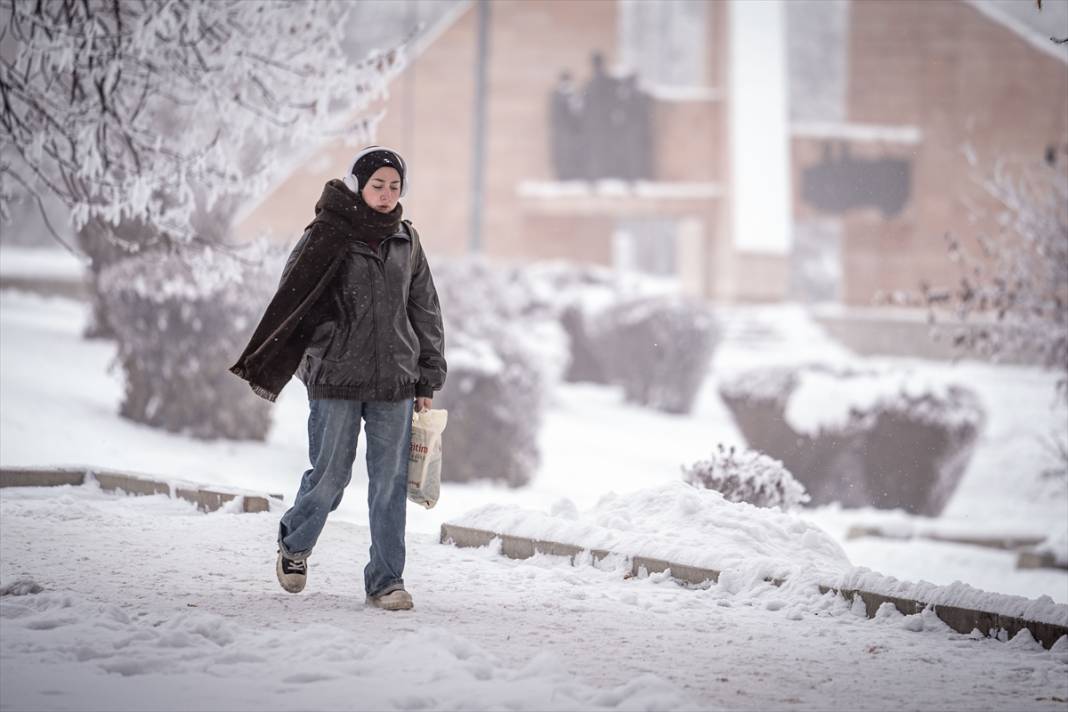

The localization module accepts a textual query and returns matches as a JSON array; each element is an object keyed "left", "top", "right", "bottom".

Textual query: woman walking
[{"left": 230, "top": 146, "right": 446, "bottom": 611}]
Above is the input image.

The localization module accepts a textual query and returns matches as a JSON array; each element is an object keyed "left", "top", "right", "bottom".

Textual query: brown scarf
[
  {"left": 349, "top": 190, "right": 403, "bottom": 243},
  {"left": 228, "top": 179, "right": 403, "bottom": 401}
]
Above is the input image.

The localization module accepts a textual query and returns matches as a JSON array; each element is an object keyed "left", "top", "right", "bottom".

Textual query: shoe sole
[{"left": 276, "top": 555, "right": 306, "bottom": 594}]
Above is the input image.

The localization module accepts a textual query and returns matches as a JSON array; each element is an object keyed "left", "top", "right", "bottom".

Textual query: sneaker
[
  {"left": 276, "top": 550, "right": 307, "bottom": 593},
  {"left": 366, "top": 588, "right": 413, "bottom": 611}
]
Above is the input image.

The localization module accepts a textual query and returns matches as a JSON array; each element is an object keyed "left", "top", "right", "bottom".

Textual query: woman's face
[{"left": 361, "top": 166, "right": 402, "bottom": 213}]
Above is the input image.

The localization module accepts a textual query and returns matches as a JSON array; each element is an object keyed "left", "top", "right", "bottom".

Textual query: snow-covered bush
[
  {"left": 683, "top": 444, "right": 810, "bottom": 511},
  {"left": 99, "top": 246, "right": 274, "bottom": 440},
  {"left": 513, "top": 263, "right": 621, "bottom": 384},
  {"left": 719, "top": 364, "right": 985, "bottom": 515},
  {"left": 559, "top": 304, "right": 612, "bottom": 384},
  {"left": 1033, "top": 527, "right": 1068, "bottom": 569},
  {"left": 432, "top": 258, "right": 568, "bottom": 486},
  {"left": 434, "top": 258, "right": 569, "bottom": 399},
  {"left": 435, "top": 336, "right": 543, "bottom": 487},
  {"left": 593, "top": 296, "right": 718, "bottom": 414}
]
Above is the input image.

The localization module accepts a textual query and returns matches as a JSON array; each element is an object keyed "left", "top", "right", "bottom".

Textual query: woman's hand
[{"left": 415, "top": 397, "right": 433, "bottom": 413}]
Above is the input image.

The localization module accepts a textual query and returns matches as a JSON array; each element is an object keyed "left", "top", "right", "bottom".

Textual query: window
[
  {"left": 613, "top": 217, "right": 678, "bottom": 278},
  {"left": 618, "top": 0, "right": 708, "bottom": 88}
]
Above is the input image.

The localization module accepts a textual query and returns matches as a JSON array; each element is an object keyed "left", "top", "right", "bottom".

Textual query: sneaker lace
[{"left": 282, "top": 557, "right": 306, "bottom": 574}]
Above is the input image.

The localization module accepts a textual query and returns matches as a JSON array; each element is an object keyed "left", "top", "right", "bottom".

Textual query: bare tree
[
  {"left": 919, "top": 156, "right": 1068, "bottom": 478},
  {"left": 921, "top": 158, "right": 1067, "bottom": 391}
]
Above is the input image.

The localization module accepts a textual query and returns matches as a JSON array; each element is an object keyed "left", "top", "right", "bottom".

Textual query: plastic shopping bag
[{"left": 408, "top": 408, "right": 448, "bottom": 509}]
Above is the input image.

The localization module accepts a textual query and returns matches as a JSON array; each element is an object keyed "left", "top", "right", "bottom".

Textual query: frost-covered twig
[
  {"left": 919, "top": 156, "right": 1068, "bottom": 401},
  {"left": 0, "top": 0, "right": 406, "bottom": 245}
]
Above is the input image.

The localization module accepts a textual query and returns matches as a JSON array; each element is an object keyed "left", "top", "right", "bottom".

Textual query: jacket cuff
[{"left": 415, "top": 383, "right": 435, "bottom": 398}]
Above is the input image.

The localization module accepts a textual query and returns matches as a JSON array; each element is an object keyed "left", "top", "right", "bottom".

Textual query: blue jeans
[{"left": 278, "top": 398, "right": 414, "bottom": 598}]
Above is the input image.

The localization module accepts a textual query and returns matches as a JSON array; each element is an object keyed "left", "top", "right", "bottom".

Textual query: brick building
[
  {"left": 235, "top": 0, "right": 1067, "bottom": 307},
  {"left": 788, "top": 0, "right": 1068, "bottom": 305}
]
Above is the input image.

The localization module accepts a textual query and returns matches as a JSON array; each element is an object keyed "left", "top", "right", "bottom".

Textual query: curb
[
  {"left": 0, "top": 467, "right": 283, "bottom": 514},
  {"left": 0, "top": 276, "right": 89, "bottom": 301},
  {"left": 1017, "top": 550, "right": 1068, "bottom": 572},
  {"left": 846, "top": 524, "right": 1046, "bottom": 552},
  {"left": 440, "top": 523, "right": 1067, "bottom": 650}
]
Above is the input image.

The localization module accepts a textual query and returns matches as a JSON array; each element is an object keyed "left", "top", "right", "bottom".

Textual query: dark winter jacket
[{"left": 230, "top": 180, "right": 446, "bottom": 403}]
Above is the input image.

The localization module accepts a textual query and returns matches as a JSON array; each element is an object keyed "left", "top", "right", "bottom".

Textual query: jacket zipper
[{"left": 354, "top": 232, "right": 409, "bottom": 396}]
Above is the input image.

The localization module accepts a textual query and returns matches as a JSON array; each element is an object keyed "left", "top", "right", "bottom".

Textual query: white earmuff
[{"left": 343, "top": 145, "right": 408, "bottom": 197}]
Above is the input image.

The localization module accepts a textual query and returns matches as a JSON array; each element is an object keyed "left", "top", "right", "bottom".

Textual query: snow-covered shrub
[
  {"left": 683, "top": 444, "right": 810, "bottom": 511},
  {"left": 434, "top": 335, "right": 543, "bottom": 487},
  {"left": 1033, "top": 527, "right": 1068, "bottom": 568},
  {"left": 559, "top": 304, "right": 611, "bottom": 384},
  {"left": 510, "top": 262, "right": 689, "bottom": 387},
  {"left": 99, "top": 246, "right": 274, "bottom": 440},
  {"left": 431, "top": 258, "right": 568, "bottom": 486},
  {"left": 513, "top": 263, "right": 620, "bottom": 384},
  {"left": 719, "top": 364, "right": 985, "bottom": 515},
  {"left": 593, "top": 296, "right": 718, "bottom": 414}
]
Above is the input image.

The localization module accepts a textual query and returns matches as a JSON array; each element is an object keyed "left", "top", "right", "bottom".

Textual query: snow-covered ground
[
  {"left": 3, "top": 482, "right": 1067, "bottom": 711},
  {"left": 2, "top": 272, "right": 1067, "bottom": 709}
]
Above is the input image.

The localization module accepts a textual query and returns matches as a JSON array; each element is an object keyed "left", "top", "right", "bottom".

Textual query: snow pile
[
  {"left": 682, "top": 445, "right": 809, "bottom": 511},
  {"left": 449, "top": 482, "right": 1068, "bottom": 629},
  {"left": 449, "top": 481, "right": 851, "bottom": 583}
]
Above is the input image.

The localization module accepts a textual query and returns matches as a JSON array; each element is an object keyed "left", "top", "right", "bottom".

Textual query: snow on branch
[
  {"left": 926, "top": 159, "right": 1066, "bottom": 388},
  {"left": 0, "top": 0, "right": 404, "bottom": 243}
]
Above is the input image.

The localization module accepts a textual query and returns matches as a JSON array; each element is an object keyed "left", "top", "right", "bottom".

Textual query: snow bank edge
[{"left": 440, "top": 523, "right": 1068, "bottom": 650}]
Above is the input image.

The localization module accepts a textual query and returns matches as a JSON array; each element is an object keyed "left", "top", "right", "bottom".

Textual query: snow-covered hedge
[
  {"left": 99, "top": 246, "right": 274, "bottom": 440},
  {"left": 430, "top": 258, "right": 719, "bottom": 480},
  {"left": 513, "top": 262, "right": 621, "bottom": 384},
  {"left": 719, "top": 364, "right": 985, "bottom": 515},
  {"left": 432, "top": 258, "right": 568, "bottom": 486},
  {"left": 1033, "top": 527, "right": 1068, "bottom": 568},
  {"left": 682, "top": 444, "right": 810, "bottom": 511},
  {"left": 434, "top": 336, "right": 544, "bottom": 487},
  {"left": 593, "top": 296, "right": 718, "bottom": 414}
]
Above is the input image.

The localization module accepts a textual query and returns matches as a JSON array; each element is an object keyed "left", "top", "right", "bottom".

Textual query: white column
[{"left": 728, "top": 0, "right": 792, "bottom": 255}]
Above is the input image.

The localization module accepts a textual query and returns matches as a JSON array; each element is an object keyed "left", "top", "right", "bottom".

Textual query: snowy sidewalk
[{"left": 2, "top": 485, "right": 1066, "bottom": 711}]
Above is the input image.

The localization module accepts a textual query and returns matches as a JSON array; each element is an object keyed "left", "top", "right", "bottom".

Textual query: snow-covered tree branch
[
  {"left": 0, "top": 0, "right": 402, "bottom": 246},
  {"left": 920, "top": 157, "right": 1068, "bottom": 399}
]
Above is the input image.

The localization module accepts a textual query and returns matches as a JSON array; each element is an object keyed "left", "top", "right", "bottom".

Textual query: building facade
[{"left": 235, "top": 0, "right": 1067, "bottom": 306}]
